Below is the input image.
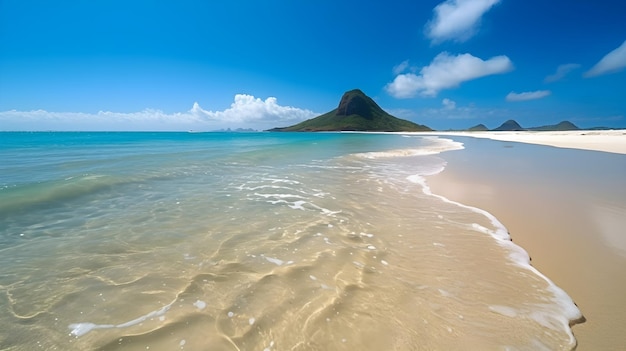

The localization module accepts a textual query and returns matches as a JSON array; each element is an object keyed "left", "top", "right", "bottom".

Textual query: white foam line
[
  {"left": 289, "top": 200, "right": 306, "bottom": 210},
  {"left": 264, "top": 178, "right": 301, "bottom": 185},
  {"left": 68, "top": 300, "right": 175, "bottom": 337},
  {"left": 265, "top": 197, "right": 340, "bottom": 216},
  {"left": 407, "top": 139, "right": 582, "bottom": 344},
  {"left": 264, "top": 256, "right": 285, "bottom": 266},
  {"left": 267, "top": 199, "right": 288, "bottom": 205},
  {"left": 352, "top": 137, "right": 464, "bottom": 159},
  {"left": 244, "top": 185, "right": 293, "bottom": 191},
  {"left": 309, "top": 203, "right": 341, "bottom": 216},
  {"left": 254, "top": 193, "right": 304, "bottom": 199}
]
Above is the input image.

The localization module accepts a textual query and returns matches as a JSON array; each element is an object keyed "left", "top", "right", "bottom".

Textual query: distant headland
[
  {"left": 465, "top": 119, "right": 617, "bottom": 132},
  {"left": 269, "top": 89, "right": 431, "bottom": 132},
  {"left": 484, "top": 119, "right": 580, "bottom": 132}
]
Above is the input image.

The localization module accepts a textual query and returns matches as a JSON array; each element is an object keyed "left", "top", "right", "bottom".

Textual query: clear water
[{"left": 0, "top": 132, "right": 580, "bottom": 350}]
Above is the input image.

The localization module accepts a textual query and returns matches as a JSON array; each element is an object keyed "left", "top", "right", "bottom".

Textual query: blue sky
[{"left": 1, "top": 0, "right": 625, "bottom": 131}]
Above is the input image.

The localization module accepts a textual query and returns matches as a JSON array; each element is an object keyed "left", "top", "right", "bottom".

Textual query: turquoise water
[{"left": 0, "top": 132, "right": 581, "bottom": 350}]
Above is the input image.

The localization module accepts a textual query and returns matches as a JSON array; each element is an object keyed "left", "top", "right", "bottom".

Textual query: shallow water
[
  {"left": 0, "top": 132, "right": 581, "bottom": 350},
  {"left": 425, "top": 136, "right": 626, "bottom": 350}
]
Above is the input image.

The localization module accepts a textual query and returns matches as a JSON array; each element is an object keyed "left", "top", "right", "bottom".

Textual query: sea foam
[{"left": 407, "top": 138, "right": 583, "bottom": 344}]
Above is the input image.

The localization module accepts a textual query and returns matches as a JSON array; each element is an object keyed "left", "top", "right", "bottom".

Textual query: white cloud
[
  {"left": 584, "top": 40, "right": 626, "bottom": 77},
  {"left": 0, "top": 94, "right": 317, "bottom": 131},
  {"left": 191, "top": 94, "right": 316, "bottom": 124},
  {"left": 385, "top": 52, "right": 513, "bottom": 98},
  {"left": 505, "top": 90, "right": 551, "bottom": 102},
  {"left": 425, "top": 0, "right": 501, "bottom": 43},
  {"left": 544, "top": 63, "right": 581, "bottom": 83},
  {"left": 442, "top": 98, "right": 457, "bottom": 110}
]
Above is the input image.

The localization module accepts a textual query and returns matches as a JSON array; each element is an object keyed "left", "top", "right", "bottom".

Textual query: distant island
[
  {"left": 210, "top": 128, "right": 258, "bottom": 132},
  {"left": 492, "top": 119, "right": 527, "bottom": 131},
  {"left": 468, "top": 120, "right": 582, "bottom": 132},
  {"left": 467, "top": 123, "right": 489, "bottom": 131},
  {"left": 526, "top": 121, "right": 579, "bottom": 131},
  {"left": 269, "top": 89, "right": 431, "bottom": 132}
]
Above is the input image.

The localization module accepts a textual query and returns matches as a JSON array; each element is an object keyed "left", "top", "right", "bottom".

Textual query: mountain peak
[
  {"left": 493, "top": 119, "right": 525, "bottom": 131},
  {"left": 468, "top": 123, "right": 489, "bottom": 131},
  {"left": 269, "top": 89, "right": 431, "bottom": 132},
  {"left": 336, "top": 89, "right": 373, "bottom": 117},
  {"left": 528, "top": 120, "right": 580, "bottom": 131},
  {"left": 555, "top": 121, "right": 579, "bottom": 130}
]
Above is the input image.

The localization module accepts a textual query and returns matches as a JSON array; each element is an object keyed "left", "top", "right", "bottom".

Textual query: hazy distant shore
[
  {"left": 426, "top": 135, "right": 626, "bottom": 350},
  {"left": 420, "top": 130, "right": 626, "bottom": 155}
]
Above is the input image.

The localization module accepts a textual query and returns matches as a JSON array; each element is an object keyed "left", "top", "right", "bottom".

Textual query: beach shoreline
[
  {"left": 420, "top": 130, "right": 626, "bottom": 155},
  {"left": 425, "top": 133, "right": 626, "bottom": 350}
]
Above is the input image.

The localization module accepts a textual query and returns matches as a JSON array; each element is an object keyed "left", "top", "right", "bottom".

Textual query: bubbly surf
[{"left": 0, "top": 132, "right": 581, "bottom": 350}]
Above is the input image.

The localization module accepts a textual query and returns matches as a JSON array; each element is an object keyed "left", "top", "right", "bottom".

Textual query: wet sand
[{"left": 426, "top": 135, "right": 626, "bottom": 350}]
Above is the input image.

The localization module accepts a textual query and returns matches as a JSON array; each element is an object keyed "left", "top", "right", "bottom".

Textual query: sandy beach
[
  {"left": 426, "top": 130, "right": 626, "bottom": 350},
  {"left": 427, "top": 130, "right": 626, "bottom": 155}
]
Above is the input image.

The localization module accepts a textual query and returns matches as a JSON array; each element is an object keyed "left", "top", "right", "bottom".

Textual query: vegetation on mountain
[
  {"left": 467, "top": 123, "right": 489, "bottom": 131},
  {"left": 475, "top": 120, "right": 582, "bottom": 131},
  {"left": 528, "top": 121, "right": 580, "bottom": 131},
  {"left": 492, "top": 119, "right": 525, "bottom": 131},
  {"left": 269, "top": 89, "right": 431, "bottom": 132}
]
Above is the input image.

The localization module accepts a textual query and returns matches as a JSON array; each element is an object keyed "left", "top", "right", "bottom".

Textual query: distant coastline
[{"left": 421, "top": 129, "right": 626, "bottom": 155}]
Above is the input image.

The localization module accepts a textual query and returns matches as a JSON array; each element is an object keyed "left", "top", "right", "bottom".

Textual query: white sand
[{"left": 422, "top": 130, "right": 626, "bottom": 155}]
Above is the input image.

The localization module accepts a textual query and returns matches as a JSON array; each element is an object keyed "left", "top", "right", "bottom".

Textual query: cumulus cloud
[
  {"left": 425, "top": 0, "right": 501, "bottom": 43},
  {"left": 442, "top": 98, "right": 457, "bottom": 110},
  {"left": 584, "top": 40, "right": 626, "bottom": 77},
  {"left": 505, "top": 90, "right": 551, "bottom": 102},
  {"left": 385, "top": 52, "right": 513, "bottom": 98},
  {"left": 0, "top": 94, "right": 317, "bottom": 131},
  {"left": 190, "top": 94, "right": 316, "bottom": 124},
  {"left": 544, "top": 63, "right": 581, "bottom": 83}
]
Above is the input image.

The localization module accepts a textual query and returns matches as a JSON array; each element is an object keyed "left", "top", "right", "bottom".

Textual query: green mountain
[
  {"left": 528, "top": 121, "right": 580, "bottom": 131},
  {"left": 467, "top": 123, "right": 489, "bottom": 131},
  {"left": 492, "top": 119, "right": 525, "bottom": 131},
  {"left": 487, "top": 120, "right": 580, "bottom": 131},
  {"left": 269, "top": 89, "right": 431, "bottom": 132}
]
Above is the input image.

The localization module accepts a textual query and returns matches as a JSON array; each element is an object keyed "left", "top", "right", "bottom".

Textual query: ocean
[{"left": 0, "top": 132, "right": 581, "bottom": 350}]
